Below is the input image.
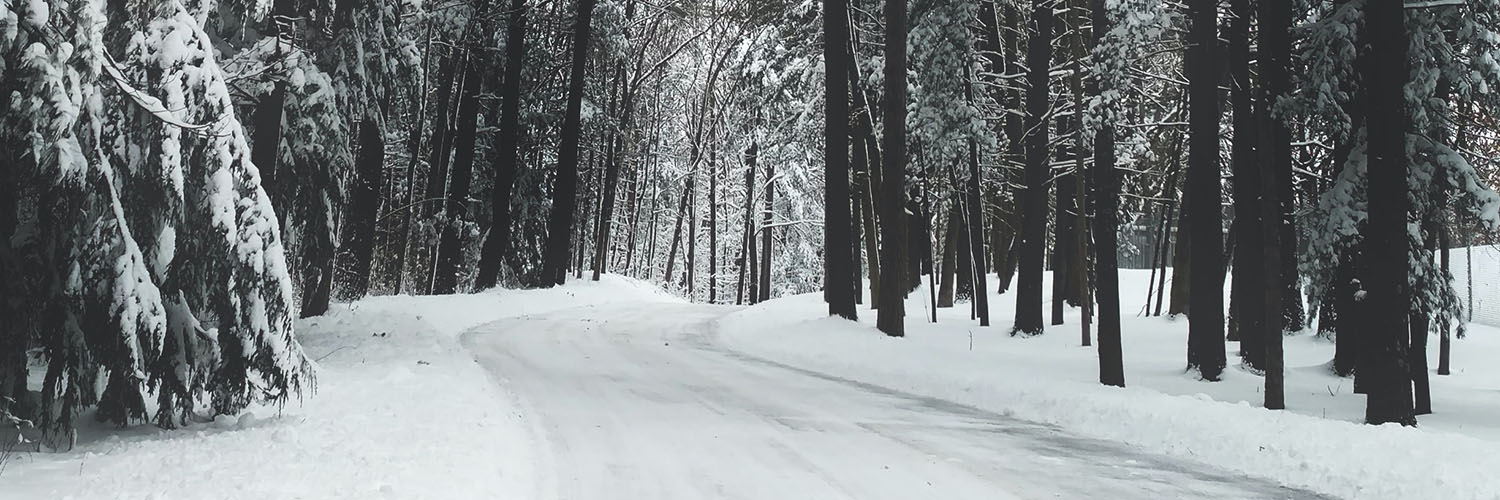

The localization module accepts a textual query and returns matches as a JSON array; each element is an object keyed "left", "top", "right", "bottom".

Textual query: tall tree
[
  {"left": 876, "top": 0, "right": 910, "bottom": 337},
  {"left": 1228, "top": 0, "right": 1266, "bottom": 370},
  {"left": 1362, "top": 0, "right": 1414, "bottom": 426},
  {"left": 1013, "top": 0, "right": 1051, "bottom": 336},
  {"left": 1259, "top": 0, "right": 1289, "bottom": 410},
  {"left": 1091, "top": 0, "right": 1124, "bottom": 387},
  {"left": 824, "top": 0, "right": 857, "bottom": 320},
  {"left": 475, "top": 0, "right": 530, "bottom": 291},
  {"left": 1185, "top": 0, "right": 1226, "bottom": 380},
  {"left": 335, "top": 117, "right": 386, "bottom": 301},
  {"left": 541, "top": 0, "right": 599, "bottom": 286},
  {"left": 433, "top": 50, "right": 484, "bottom": 295}
]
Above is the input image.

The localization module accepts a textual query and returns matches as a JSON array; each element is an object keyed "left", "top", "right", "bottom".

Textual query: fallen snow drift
[
  {"left": 717, "top": 270, "right": 1500, "bottom": 500},
  {"left": 1, "top": 275, "right": 679, "bottom": 499}
]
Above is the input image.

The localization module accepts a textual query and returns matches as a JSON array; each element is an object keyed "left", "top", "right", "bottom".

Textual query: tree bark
[
  {"left": 1091, "top": 0, "right": 1124, "bottom": 387},
  {"left": 876, "top": 0, "right": 909, "bottom": 337},
  {"left": 433, "top": 51, "right": 483, "bottom": 295},
  {"left": 475, "top": 0, "right": 529, "bottom": 291},
  {"left": 1362, "top": 0, "right": 1414, "bottom": 426},
  {"left": 966, "top": 139, "right": 990, "bottom": 326},
  {"left": 540, "top": 0, "right": 598, "bottom": 286},
  {"left": 1259, "top": 0, "right": 1290, "bottom": 409},
  {"left": 758, "top": 159, "right": 775, "bottom": 303},
  {"left": 938, "top": 208, "right": 959, "bottom": 308},
  {"left": 824, "top": 0, "right": 857, "bottom": 320},
  {"left": 335, "top": 117, "right": 386, "bottom": 301},
  {"left": 1186, "top": 0, "right": 1225, "bottom": 380},
  {"left": 1228, "top": 0, "right": 1265, "bottom": 370},
  {"left": 1013, "top": 0, "right": 1050, "bottom": 336}
]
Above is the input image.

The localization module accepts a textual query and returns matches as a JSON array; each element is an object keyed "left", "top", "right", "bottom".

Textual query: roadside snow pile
[
  {"left": 718, "top": 270, "right": 1500, "bottom": 500},
  {"left": 1, "top": 275, "right": 676, "bottom": 499}
]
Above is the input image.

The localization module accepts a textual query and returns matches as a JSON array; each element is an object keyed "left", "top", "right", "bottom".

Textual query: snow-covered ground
[
  {"left": 718, "top": 269, "right": 1500, "bottom": 500},
  {"left": 5, "top": 266, "right": 1496, "bottom": 499},
  {"left": 463, "top": 301, "right": 1318, "bottom": 499},
  {"left": 0, "top": 276, "right": 678, "bottom": 499}
]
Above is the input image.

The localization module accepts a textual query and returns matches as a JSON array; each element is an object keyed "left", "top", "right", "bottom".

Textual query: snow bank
[
  {"left": 717, "top": 270, "right": 1500, "bottom": 500},
  {"left": 0, "top": 275, "right": 677, "bottom": 499}
]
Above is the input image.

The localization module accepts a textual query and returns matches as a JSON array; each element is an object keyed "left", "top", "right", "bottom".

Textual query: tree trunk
[
  {"left": 335, "top": 117, "right": 386, "bottom": 301},
  {"left": 709, "top": 148, "right": 720, "bottom": 304},
  {"left": 1012, "top": 0, "right": 1050, "bottom": 336},
  {"left": 433, "top": 51, "right": 483, "bottom": 295},
  {"left": 1053, "top": 168, "right": 1076, "bottom": 326},
  {"left": 1227, "top": 0, "right": 1264, "bottom": 369},
  {"left": 740, "top": 145, "right": 758, "bottom": 305},
  {"left": 1186, "top": 0, "right": 1225, "bottom": 381},
  {"left": 758, "top": 160, "right": 774, "bottom": 303},
  {"left": 876, "top": 0, "right": 909, "bottom": 337},
  {"left": 1168, "top": 188, "right": 1192, "bottom": 316},
  {"left": 939, "top": 203, "right": 959, "bottom": 308},
  {"left": 1259, "top": 0, "right": 1290, "bottom": 409},
  {"left": 475, "top": 0, "right": 530, "bottom": 291},
  {"left": 966, "top": 140, "right": 990, "bottom": 326},
  {"left": 540, "top": 0, "right": 598, "bottom": 286},
  {"left": 846, "top": 26, "right": 883, "bottom": 308},
  {"left": 1091, "top": 0, "right": 1123, "bottom": 387},
  {"left": 824, "top": 0, "right": 857, "bottom": 319},
  {"left": 1362, "top": 0, "right": 1414, "bottom": 426},
  {"left": 252, "top": 83, "right": 288, "bottom": 221}
]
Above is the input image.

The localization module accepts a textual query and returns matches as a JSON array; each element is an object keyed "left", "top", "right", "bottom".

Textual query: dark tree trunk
[
  {"left": 687, "top": 168, "right": 698, "bottom": 297},
  {"left": 1335, "top": 255, "right": 1361, "bottom": 378},
  {"left": 1186, "top": 0, "right": 1225, "bottom": 380},
  {"left": 300, "top": 259, "right": 334, "bottom": 318},
  {"left": 475, "top": 0, "right": 529, "bottom": 291},
  {"left": 1091, "top": 0, "right": 1123, "bottom": 387},
  {"left": 740, "top": 144, "right": 759, "bottom": 305},
  {"left": 938, "top": 209, "right": 959, "bottom": 308},
  {"left": 1228, "top": 0, "right": 1265, "bottom": 370},
  {"left": 590, "top": 1, "right": 638, "bottom": 282},
  {"left": 876, "top": 0, "right": 909, "bottom": 337},
  {"left": 0, "top": 144, "right": 28, "bottom": 419},
  {"left": 846, "top": 29, "right": 883, "bottom": 307},
  {"left": 541, "top": 0, "right": 598, "bottom": 286},
  {"left": 1362, "top": 0, "right": 1414, "bottom": 426},
  {"left": 1053, "top": 169, "right": 1076, "bottom": 326},
  {"left": 1013, "top": 0, "right": 1050, "bottom": 336},
  {"left": 1438, "top": 208, "right": 1452, "bottom": 376},
  {"left": 335, "top": 118, "right": 386, "bottom": 301},
  {"left": 434, "top": 52, "right": 484, "bottom": 295},
  {"left": 1169, "top": 188, "right": 1192, "bottom": 316},
  {"left": 252, "top": 83, "right": 288, "bottom": 220},
  {"left": 425, "top": 54, "right": 460, "bottom": 219},
  {"left": 966, "top": 140, "right": 990, "bottom": 326},
  {"left": 709, "top": 149, "right": 720, "bottom": 304},
  {"left": 1259, "top": 0, "right": 1291, "bottom": 409},
  {"left": 758, "top": 160, "right": 774, "bottom": 303},
  {"left": 824, "top": 0, "right": 857, "bottom": 320}
]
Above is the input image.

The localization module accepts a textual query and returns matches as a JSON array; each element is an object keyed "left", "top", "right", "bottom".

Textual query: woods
[{"left": 6, "top": 0, "right": 1500, "bottom": 447}]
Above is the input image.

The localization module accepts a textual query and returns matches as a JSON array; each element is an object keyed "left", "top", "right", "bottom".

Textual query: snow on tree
[{"left": 0, "top": 0, "right": 313, "bottom": 436}]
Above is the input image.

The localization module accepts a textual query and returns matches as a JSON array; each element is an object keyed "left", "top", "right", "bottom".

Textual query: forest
[{"left": 3, "top": 0, "right": 1500, "bottom": 449}]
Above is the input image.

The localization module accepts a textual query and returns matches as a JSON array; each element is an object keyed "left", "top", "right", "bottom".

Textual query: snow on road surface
[{"left": 465, "top": 301, "right": 1322, "bottom": 500}]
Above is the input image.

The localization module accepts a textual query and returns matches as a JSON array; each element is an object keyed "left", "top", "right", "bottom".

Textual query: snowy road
[{"left": 463, "top": 302, "right": 1325, "bottom": 500}]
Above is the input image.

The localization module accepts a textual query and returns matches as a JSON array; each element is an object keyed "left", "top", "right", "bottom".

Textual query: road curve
[{"left": 462, "top": 301, "right": 1326, "bottom": 500}]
